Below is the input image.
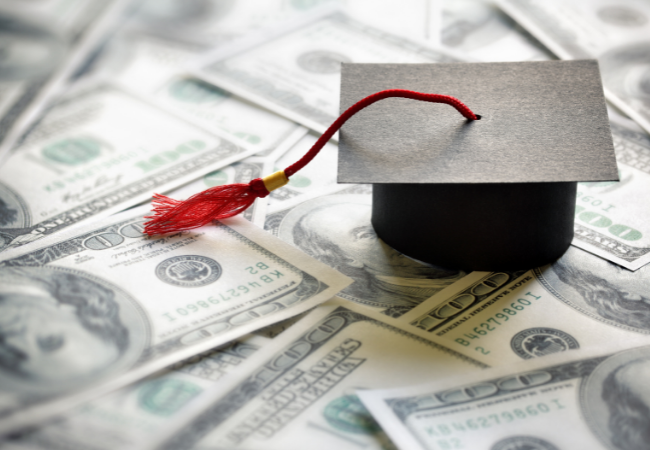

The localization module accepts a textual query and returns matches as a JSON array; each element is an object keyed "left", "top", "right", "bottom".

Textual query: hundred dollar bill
[
  {"left": 0, "top": 81, "right": 258, "bottom": 252},
  {"left": 496, "top": 0, "right": 650, "bottom": 135},
  {"left": 149, "top": 76, "right": 308, "bottom": 157},
  {"left": 0, "top": 0, "right": 131, "bottom": 165},
  {"left": 155, "top": 297, "right": 487, "bottom": 450},
  {"left": 359, "top": 344, "right": 650, "bottom": 450},
  {"left": 441, "top": 0, "right": 552, "bottom": 61},
  {"left": 1, "top": 335, "right": 270, "bottom": 450},
  {"left": 0, "top": 205, "right": 351, "bottom": 435},
  {"left": 195, "top": 12, "right": 462, "bottom": 135},
  {"left": 268, "top": 132, "right": 339, "bottom": 206},
  {"left": 399, "top": 243, "right": 650, "bottom": 366},
  {"left": 572, "top": 120, "right": 650, "bottom": 270},
  {"left": 80, "top": 36, "right": 307, "bottom": 157},
  {"left": 265, "top": 185, "right": 468, "bottom": 317}
]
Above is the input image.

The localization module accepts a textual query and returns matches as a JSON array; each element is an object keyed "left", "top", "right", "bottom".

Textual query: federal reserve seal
[
  {"left": 491, "top": 435, "right": 559, "bottom": 450},
  {"left": 323, "top": 394, "right": 382, "bottom": 434},
  {"left": 155, "top": 255, "right": 222, "bottom": 287},
  {"left": 297, "top": 51, "right": 352, "bottom": 74},
  {"left": 138, "top": 379, "right": 202, "bottom": 416},
  {"left": 511, "top": 327, "right": 579, "bottom": 359}
]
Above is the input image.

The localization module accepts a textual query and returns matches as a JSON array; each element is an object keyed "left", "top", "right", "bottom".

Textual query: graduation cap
[{"left": 144, "top": 60, "right": 618, "bottom": 271}]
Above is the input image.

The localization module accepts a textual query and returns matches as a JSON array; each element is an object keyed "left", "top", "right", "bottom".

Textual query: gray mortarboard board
[{"left": 338, "top": 60, "right": 619, "bottom": 270}]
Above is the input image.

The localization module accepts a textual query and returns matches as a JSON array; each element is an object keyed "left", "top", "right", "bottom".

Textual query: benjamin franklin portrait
[
  {"left": 276, "top": 195, "right": 465, "bottom": 316},
  {"left": 537, "top": 245, "right": 650, "bottom": 333},
  {"left": 0, "top": 266, "right": 147, "bottom": 394},
  {"left": 582, "top": 346, "right": 650, "bottom": 450}
]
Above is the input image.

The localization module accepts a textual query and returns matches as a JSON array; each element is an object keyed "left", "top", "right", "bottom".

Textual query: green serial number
[
  {"left": 425, "top": 399, "right": 565, "bottom": 438},
  {"left": 454, "top": 292, "right": 542, "bottom": 354}
]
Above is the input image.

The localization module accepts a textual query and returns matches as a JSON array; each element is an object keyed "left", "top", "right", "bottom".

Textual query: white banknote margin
[
  {"left": 0, "top": 204, "right": 352, "bottom": 436},
  {"left": 190, "top": 10, "right": 473, "bottom": 138},
  {"left": 495, "top": 0, "right": 650, "bottom": 136},
  {"left": 427, "top": 0, "right": 442, "bottom": 45},
  {"left": 257, "top": 123, "right": 309, "bottom": 161},
  {"left": 0, "top": 0, "right": 134, "bottom": 167},
  {"left": 147, "top": 296, "right": 488, "bottom": 450},
  {"left": 357, "top": 343, "right": 627, "bottom": 450}
]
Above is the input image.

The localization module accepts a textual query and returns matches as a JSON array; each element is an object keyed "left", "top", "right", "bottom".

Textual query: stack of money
[{"left": 0, "top": 1, "right": 649, "bottom": 449}]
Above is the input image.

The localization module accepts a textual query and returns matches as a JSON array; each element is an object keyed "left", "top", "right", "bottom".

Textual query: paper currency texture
[
  {"left": 360, "top": 345, "right": 650, "bottom": 450},
  {"left": 0, "top": 206, "right": 351, "bottom": 435}
]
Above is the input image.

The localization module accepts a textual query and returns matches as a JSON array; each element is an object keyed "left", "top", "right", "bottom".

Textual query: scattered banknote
[
  {"left": 1, "top": 335, "right": 270, "bottom": 450},
  {"left": 0, "top": 205, "right": 351, "bottom": 435},
  {"left": 0, "top": 81, "right": 258, "bottom": 252},
  {"left": 78, "top": 4, "right": 325, "bottom": 96},
  {"left": 265, "top": 185, "right": 468, "bottom": 317},
  {"left": 86, "top": 0, "right": 439, "bottom": 107},
  {"left": 155, "top": 297, "right": 487, "bottom": 450},
  {"left": 268, "top": 132, "right": 339, "bottom": 206},
  {"left": 77, "top": 2, "right": 328, "bottom": 101},
  {"left": 441, "top": 0, "right": 553, "bottom": 61},
  {"left": 149, "top": 76, "right": 308, "bottom": 157},
  {"left": 82, "top": 38, "right": 308, "bottom": 156},
  {"left": 572, "top": 120, "right": 650, "bottom": 270},
  {"left": 195, "top": 11, "right": 462, "bottom": 135},
  {"left": 359, "top": 344, "right": 650, "bottom": 450},
  {"left": 1, "top": 2, "right": 647, "bottom": 449},
  {"left": 496, "top": 0, "right": 650, "bottom": 135},
  {"left": 398, "top": 244, "right": 650, "bottom": 366},
  {"left": 0, "top": 0, "right": 131, "bottom": 164}
]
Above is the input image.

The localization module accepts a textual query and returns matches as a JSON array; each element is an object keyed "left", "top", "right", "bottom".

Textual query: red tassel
[{"left": 144, "top": 178, "right": 269, "bottom": 235}]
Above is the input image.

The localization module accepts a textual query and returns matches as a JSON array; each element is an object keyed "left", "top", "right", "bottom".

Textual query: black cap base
[{"left": 371, "top": 182, "right": 577, "bottom": 271}]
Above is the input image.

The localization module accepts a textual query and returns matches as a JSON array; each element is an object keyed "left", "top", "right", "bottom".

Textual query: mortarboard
[
  {"left": 143, "top": 60, "right": 618, "bottom": 271},
  {"left": 338, "top": 61, "right": 618, "bottom": 270}
]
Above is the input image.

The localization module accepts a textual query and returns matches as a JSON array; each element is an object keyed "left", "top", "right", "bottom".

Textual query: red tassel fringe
[{"left": 144, "top": 179, "right": 269, "bottom": 236}]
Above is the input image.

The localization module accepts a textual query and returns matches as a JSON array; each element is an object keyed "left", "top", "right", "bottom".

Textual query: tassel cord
[{"left": 284, "top": 89, "right": 478, "bottom": 177}]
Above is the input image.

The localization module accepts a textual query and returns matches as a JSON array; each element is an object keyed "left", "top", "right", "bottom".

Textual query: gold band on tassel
[{"left": 262, "top": 170, "right": 289, "bottom": 192}]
